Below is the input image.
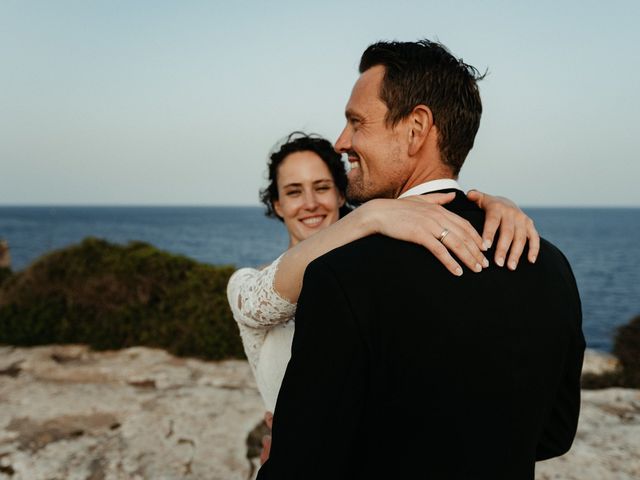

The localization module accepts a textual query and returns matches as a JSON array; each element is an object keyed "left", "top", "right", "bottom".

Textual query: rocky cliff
[{"left": 0, "top": 346, "right": 638, "bottom": 480}]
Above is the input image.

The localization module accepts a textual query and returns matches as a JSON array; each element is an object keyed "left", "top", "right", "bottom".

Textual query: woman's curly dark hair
[{"left": 260, "top": 132, "right": 352, "bottom": 221}]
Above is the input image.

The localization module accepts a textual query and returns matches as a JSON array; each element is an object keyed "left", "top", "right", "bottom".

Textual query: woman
[{"left": 227, "top": 132, "right": 538, "bottom": 460}]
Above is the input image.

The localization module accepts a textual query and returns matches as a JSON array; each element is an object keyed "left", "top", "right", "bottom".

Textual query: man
[{"left": 257, "top": 40, "right": 584, "bottom": 479}]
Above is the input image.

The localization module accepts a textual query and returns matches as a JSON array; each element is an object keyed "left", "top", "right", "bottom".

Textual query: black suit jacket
[{"left": 258, "top": 190, "right": 585, "bottom": 480}]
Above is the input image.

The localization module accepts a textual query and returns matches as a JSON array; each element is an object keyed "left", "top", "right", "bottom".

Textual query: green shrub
[
  {"left": 581, "top": 314, "right": 640, "bottom": 389},
  {"left": 0, "top": 267, "right": 11, "bottom": 287},
  {"left": 580, "top": 370, "right": 624, "bottom": 389},
  {"left": 614, "top": 314, "right": 640, "bottom": 388},
  {"left": 0, "top": 237, "right": 245, "bottom": 361}
]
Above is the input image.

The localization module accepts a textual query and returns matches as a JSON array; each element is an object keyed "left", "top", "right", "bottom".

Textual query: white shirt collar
[{"left": 397, "top": 179, "right": 462, "bottom": 199}]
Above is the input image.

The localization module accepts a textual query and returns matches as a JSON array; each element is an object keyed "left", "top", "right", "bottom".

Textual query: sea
[{"left": 0, "top": 206, "right": 639, "bottom": 353}]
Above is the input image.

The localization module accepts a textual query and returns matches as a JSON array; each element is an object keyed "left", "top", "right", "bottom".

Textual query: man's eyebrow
[{"left": 345, "top": 108, "right": 361, "bottom": 120}]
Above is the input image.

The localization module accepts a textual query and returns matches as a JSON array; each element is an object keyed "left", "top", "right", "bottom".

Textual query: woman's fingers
[
  {"left": 480, "top": 210, "right": 501, "bottom": 251},
  {"left": 423, "top": 227, "right": 485, "bottom": 275},
  {"left": 526, "top": 218, "right": 540, "bottom": 263},
  {"left": 441, "top": 209, "right": 486, "bottom": 253},
  {"left": 264, "top": 411, "right": 273, "bottom": 430},
  {"left": 401, "top": 195, "right": 485, "bottom": 253},
  {"left": 467, "top": 190, "right": 499, "bottom": 249},
  {"left": 468, "top": 190, "right": 541, "bottom": 268},
  {"left": 506, "top": 221, "right": 527, "bottom": 270},
  {"left": 376, "top": 197, "right": 491, "bottom": 275},
  {"left": 497, "top": 213, "right": 540, "bottom": 269},
  {"left": 396, "top": 199, "right": 488, "bottom": 273},
  {"left": 416, "top": 192, "right": 456, "bottom": 205},
  {"left": 466, "top": 189, "right": 483, "bottom": 205},
  {"left": 260, "top": 435, "right": 272, "bottom": 465},
  {"left": 422, "top": 238, "right": 464, "bottom": 276},
  {"left": 493, "top": 219, "right": 514, "bottom": 267}
]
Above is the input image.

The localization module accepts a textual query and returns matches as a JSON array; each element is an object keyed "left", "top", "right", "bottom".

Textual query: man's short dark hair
[{"left": 360, "top": 39, "right": 485, "bottom": 175}]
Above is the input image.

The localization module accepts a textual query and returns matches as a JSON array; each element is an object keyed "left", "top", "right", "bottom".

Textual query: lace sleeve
[
  {"left": 226, "top": 254, "right": 297, "bottom": 330},
  {"left": 227, "top": 255, "right": 297, "bottom": 376}
]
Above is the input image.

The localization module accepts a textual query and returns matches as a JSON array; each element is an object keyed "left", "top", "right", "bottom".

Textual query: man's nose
[{"left": 334, "top": 126, "right": 350, "bottom": 153}]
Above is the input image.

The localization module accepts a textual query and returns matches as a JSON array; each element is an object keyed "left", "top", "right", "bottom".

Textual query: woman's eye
[
  {"left": 316, "top": 186, "right": 330, "bottom": 192},
  {"left": 286, "top": 190, "right": 301, "bottom": 196}
]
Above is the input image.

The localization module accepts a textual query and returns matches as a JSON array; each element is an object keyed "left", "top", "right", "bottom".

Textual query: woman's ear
[
  {"left": 407, "top": 104, "right": 434, "bottom": 156},
  {"left": 273, "top": 199, "right": 284, "bottom": 218}
]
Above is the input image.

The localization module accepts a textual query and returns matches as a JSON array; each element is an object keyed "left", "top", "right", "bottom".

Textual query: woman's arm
[
  {"left": 227, "top": 262, "right": 296, "bottom": 329},
  {"left": 275, "top": 191, "right": 540, "bottom": 303},
  {"left": 274, "top": 193, "right": 476, "bottom": 302}
]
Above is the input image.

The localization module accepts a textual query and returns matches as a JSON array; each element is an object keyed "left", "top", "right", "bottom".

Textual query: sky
[{"left": 1, "top": 0, "right": 638, "bottom": 207}]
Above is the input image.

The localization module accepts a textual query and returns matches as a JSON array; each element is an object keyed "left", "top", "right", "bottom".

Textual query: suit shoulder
[{"left": 539, "top": 237, "right": 574, "bottom": 272}]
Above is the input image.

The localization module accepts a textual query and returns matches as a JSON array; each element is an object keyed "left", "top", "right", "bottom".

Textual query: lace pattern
[{"left": 226, "top": 254, "right": 297, "bottom": 375}]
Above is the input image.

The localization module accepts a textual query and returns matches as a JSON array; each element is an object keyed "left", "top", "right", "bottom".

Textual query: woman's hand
[
  {"left": 365, "top": 193, "right": 489, "bottom": 277},
  {"left": 260, "top": 411, "right": 274, "bottom": 465},
  {"left": 467, "top": 189, "right": 540, "bottom": 270}
]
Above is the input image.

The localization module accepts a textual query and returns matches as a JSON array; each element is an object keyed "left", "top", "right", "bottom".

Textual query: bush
[
  {"left": 580, "top": 370, "right": 624, "bottom": 389},
  {"left": 614, "top": 314, "right": 640, "bottom": 388},
  {"left": 0, "top": 267, "right": 11, "bottom": 288},
  {"left": 0, "top": 237, "right": 245, "bottom": 361},
  {"left": 581, "top": 314, "right": 640, "bottom": 389}
]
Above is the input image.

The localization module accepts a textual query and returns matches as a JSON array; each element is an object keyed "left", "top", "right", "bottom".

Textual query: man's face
[{"left": 335, "top": 65, "right": 412, "bottom": 202}]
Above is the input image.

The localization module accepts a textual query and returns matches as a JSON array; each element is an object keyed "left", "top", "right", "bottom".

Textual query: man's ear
[{"left": 407, "top": 105, "right": 434, "bottom": 156}]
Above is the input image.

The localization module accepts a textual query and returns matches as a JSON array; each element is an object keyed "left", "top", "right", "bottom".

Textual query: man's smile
[{"left": 346, "top": 151, "right": 361, "bottom": 170}]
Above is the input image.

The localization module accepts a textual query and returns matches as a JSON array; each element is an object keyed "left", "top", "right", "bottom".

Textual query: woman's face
[{"left": 273, "top": 151, "right": 345, "bottom": 247}]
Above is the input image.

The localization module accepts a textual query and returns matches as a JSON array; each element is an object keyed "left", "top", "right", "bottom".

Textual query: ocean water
[{"left": 0, "top": 206, "right": 638, "bottom": 352}]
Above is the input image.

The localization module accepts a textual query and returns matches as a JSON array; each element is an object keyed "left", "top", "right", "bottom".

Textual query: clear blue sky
[{"left": 1, "top": 0, "right": 638, "bottom": 206}]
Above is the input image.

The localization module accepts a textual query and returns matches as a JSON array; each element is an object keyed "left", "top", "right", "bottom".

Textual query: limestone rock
[
  {"left": 0, "top": 345, "right": 264, "bottom": 480},
  {"left": 1, "top": 345, "right": 638, "bottom": 479},
  {"left": 582, "top": 348, "right": 620, "bottom": 375},
  {"left": 536, "top": 388, "right": 640, "bottom": 480}
]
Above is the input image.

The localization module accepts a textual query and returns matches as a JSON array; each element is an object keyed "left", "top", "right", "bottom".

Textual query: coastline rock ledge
[{"left": 0, "top": 346, "right": 638, "bottom": 480}]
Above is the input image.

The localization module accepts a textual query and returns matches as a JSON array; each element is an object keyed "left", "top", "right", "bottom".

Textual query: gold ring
[{"left": 438, "top": 228, "right": 450, "bottom": 242}]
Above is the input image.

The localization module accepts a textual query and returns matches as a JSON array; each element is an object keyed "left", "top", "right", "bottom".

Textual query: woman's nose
[{"left": 302, "top": 191, "right": 319, "bottom": 210}]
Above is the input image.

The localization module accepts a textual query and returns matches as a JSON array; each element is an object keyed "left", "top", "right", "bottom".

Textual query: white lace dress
[{"left": 226, "top": 255, "right": 297, "bottom": 411}]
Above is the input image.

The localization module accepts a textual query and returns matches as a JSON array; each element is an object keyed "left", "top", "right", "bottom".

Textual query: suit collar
[{"left": 397, "top": 179, "right": 461, "bottom": 198}]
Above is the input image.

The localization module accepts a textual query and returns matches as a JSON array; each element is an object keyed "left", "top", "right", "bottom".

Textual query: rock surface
[
  {"left": 0, "top": 346, "right": 638, "bottom": 479},
  {"left": 581, "top": 348, "right": 620, "bottom": 375},
  {"left": 0, "top": 345, "right": 264, "bottom": 480}
]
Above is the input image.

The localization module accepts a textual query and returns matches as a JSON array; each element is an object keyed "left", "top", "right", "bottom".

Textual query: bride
[{"left": 227, "top": 132, "right": 538, "bottom": 462}]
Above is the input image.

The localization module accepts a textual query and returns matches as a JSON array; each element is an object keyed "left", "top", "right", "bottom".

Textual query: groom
[{"left": 257, "top": 40, "right": 585, "bottom": 479}]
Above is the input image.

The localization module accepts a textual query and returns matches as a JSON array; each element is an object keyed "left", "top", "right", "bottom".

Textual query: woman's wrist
[{"left": 354, "top": 199, "right": 384, "bottom": 236}]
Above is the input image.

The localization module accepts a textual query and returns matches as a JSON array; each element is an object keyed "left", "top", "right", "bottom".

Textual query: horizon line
[{"left": 1, "top": 203, "right": 640, "bottom": 209}]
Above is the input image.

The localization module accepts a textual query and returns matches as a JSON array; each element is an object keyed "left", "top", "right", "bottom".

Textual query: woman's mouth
[{"left": 300, "top": 215, "right": 325, "bottom": 227}]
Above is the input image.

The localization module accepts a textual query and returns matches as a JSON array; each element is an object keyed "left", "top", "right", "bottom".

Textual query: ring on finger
[{"left": 438, "top": 228, "right": 450, "bottom": 242}]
